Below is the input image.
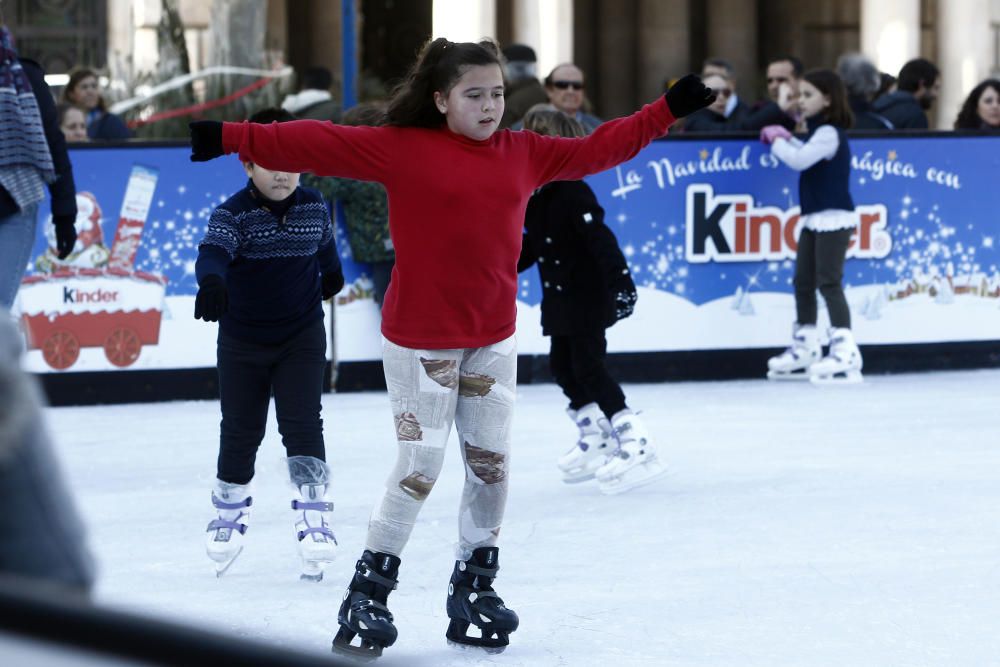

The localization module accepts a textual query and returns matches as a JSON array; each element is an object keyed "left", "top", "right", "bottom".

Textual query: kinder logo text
[
  {"left": 63, "top": 286, "right": 120, "bottom": 304},
  {"left": 685, "top": 185, "right": 892, "bottom": 263}
]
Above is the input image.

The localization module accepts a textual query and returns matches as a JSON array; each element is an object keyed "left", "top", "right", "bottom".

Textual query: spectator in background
[
  {"left": 685, "top": 57, "right": 800, "bottom": 132},
  {"left": 544, "top": 63, "right": 602, "bottom": 133},
  {"left": 1, "top": 24, "right": 77, "bottom": 308},
  {"left": 875, "top": 72, "right": 896, "bottom": 100},
  {"left": 873, "top": 58, "right": 940, "bottom": 129},
  {"left": 281, "top": 65, "right": 341, "bottom": 122},
  {"left": 953, "top": 79, "right": 1000, "bottom": 130},
  {"left": 304, "top": 102, "right": 395, "bottom": 308},
  {"left": 836, "top": 53, "right": 893, "bottom": 130},
  {"left": 752, "top": 55, "right": 803, "bottom": 131},
  {"left": 499, "top": 43, "right": 547, "bottom": 129},
  {"left": 61, "top": 67, "right": 131, "bottom": 140},
  {"left": 57, "top": 103, "right": 89, "bottom": 143},
  {"left": 701, "top": 58, "right": 742, "bottom": 119},
  {"left": 682, "top": 72, "right": 746, "bottom": 132},
  {"left": 0, "top": 308, "right": 95, "bottom": 593}
]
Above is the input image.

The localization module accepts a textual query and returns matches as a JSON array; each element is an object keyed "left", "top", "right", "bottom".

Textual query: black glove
[
  {"left": 611, "top": 270, "right": 638, "bottom": 321},
  {"left": 663, "top": 74, "right": 717, "bottom": 118},
  {"left": 52, "top": 215, "right": 77, "bottom": 260},
  {"left": 189, "top": 121, "right": 224, "bottom": 162},
  {"left": 321, "top": 269, "right": 345, "bottom": 300},
  {"left": 194, "top": 274, "right": 228, "bottom": 322}
]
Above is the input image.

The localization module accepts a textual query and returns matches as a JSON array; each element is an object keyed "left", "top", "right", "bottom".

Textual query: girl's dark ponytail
[{"left": 386, "top": 37, "right": 502, "bottom": 128}]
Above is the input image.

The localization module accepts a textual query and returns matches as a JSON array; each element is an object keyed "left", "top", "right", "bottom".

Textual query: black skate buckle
[
  {"left": 460, "top": 562, "right": 498, "bottom": 578},
  {"left": 357, "top": 561, "right": 398, "bottom": 590}
]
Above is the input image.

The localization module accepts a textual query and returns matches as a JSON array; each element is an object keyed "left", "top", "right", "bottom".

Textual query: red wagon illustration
[
  {"left": 17, "top": 166, "right": 164, "bottom": 371},
  {"left": 18, "top": 268, "right": 167, "bottom": 370}
]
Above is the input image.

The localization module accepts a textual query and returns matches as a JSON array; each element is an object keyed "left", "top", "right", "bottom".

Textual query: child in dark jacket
[
  {"left": 194, "top": 108, "right": 344, "bottom": 581},
  {"left": 517, "top": 107, "right": 666, "bottom": 495}
]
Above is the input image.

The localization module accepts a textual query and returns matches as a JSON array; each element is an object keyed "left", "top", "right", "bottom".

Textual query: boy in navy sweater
[{"left": 194, "top": 108, "right": 344, "bottom": 580}]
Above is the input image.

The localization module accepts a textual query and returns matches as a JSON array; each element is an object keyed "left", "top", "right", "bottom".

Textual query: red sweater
[{"left": 222, "top": 98, "right": 674, "bottom": 349}]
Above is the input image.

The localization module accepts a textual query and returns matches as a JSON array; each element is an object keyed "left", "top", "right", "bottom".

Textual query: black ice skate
[
  {"left": 445, "top": 546, "right": 519, "bottom": 653},
  {"left": 332, "top": 550, "right": 400, "bottom": 661}
]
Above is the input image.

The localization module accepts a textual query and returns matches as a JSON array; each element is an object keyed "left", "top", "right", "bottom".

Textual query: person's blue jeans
[{"left": 0, "top": 203, "right": 39, "bottom": 309}]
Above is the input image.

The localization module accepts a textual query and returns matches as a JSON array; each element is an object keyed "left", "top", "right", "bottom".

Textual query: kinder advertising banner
[
  {"left": 14, "top": 137, "right": 1000, "bottom": 371},
  {"left": 513, "top": 135, "right": 1000, "bottom": 356}
]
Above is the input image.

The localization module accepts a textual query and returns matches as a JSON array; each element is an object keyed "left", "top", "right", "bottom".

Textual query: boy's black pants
[
  {"left": 549, "top": 332, "right": 627, "bottom": 418},
  {"left": 216, "top": 319, "right": 327, "bottom": 485}
]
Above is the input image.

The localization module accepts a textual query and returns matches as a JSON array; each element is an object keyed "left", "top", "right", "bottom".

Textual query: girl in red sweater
[{"left": 191, "top": 38, "right": 713, "bottom": 659}]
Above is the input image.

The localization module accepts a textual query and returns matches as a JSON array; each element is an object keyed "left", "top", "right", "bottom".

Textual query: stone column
[
  {"left": 433, "top": 0, "right": 497, "bottom": 41},
  {"left": 596, "top": 1, "right": 637, "bottom": 119},
  {"left": 705, "top": 0, "right": 757, "bottom": 103},
  {"left": 106, "top": 0, "right": 135, "bottom": 83},
  {"left": 937, "top": 0, "right": 993, "bottom": 128},
  {"left": 860, "top": 0, "right": 920, "bottom": 77},
  {"left": 637, "top": 0, "right": 689, "bottom": 103},
  {"left": 512, "top": 0, "right": 573, "bottom": 82}
]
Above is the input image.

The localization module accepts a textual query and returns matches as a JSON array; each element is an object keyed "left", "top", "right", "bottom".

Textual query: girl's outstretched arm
[
  {"left": 526, "top": 74, "right": 715, "bottom": 185},
  {"left": 771, "top": 126, "right": 839, "bottom": 171},
  {"left": 191, "top": 120, "right": 393, "bottom": 182}
]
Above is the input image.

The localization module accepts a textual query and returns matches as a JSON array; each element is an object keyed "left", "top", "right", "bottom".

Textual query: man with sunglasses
[{"left": 543, "top": 63, "right": 602, "bottom": 133}]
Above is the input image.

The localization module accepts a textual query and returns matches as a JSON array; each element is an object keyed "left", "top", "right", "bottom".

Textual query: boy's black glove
[
  {"left": 194, "top": 274, "right": 228, "bottom": 321},
  {"left": 663, "top": 74, "right": 716, "bottom": 118},
  {"left": 52, "top": 215, "right": 77, "bottom": 259},
  {"left": 189, "top": 121, "right": 224, "bottom": 162},
  {"left": 321, "top": 269, "right": 345, "bottom": 300},
  {"left": 611, "top": 270, "right": 638, "bottom": 321}
]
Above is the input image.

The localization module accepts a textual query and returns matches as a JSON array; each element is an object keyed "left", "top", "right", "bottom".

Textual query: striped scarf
[{"left": 0, "top": 26, "right": 55, "bottom": 211}]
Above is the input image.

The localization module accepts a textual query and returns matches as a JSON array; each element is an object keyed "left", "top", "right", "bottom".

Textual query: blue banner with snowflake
[
  {"left": 572, "top": 135, "right": 999, "bottom": 306},
  {"left": 17, "top": 137, "right": 1000, "bottom": 370}
]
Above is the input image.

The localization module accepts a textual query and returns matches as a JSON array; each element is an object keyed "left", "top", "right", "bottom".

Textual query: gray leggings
[
  {"left": 366, "top": 335, "right": 517, "bottom": 559},
  {"left": 794, "top": 227, "right": 853, "bottom": 329}
]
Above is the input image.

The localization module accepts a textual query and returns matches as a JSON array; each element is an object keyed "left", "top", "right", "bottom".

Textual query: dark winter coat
[
  {"left": 517, "top": 180, "right": 634, "bottom": 336},
  {"left": 86, "top": 109, "right": 131, "bottom": 141},
  {"left": 848, "top": 95, "right": 893, "bottom": 130},
  {"left": 872, "top": 91, "right": 929, "bottom": 129},
  {"left": 0, "top": 58, "right": 76, "bottom": 220},
  {"left": 682, "top": 99, "right": 794, "bottom": 133}
]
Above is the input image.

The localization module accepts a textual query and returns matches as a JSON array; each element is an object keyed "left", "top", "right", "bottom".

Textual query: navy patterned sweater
[{"left": 195, "top": 180, "right": 341, "bottom": 344}]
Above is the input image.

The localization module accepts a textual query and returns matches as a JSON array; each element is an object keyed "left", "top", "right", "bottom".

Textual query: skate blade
[
  {"left": 767, "top": 369, "right": 811, "bottom": 381},
  {"left": 211, "top": 546, "right": 243, "bottom": 578},
  {"left": 447, "top": 639, "right": 507, "bottom": 654},
  {"left": 810, "top": 369, "right": 863, "bottom": 385},
  {"left": 560, "top": 469, "right": 596, "bottom": 484},
  {"left": 332, "top": 634, "right": 384, "bottom": 662},
  {"left": 598, "top": 461, "right": 668, "bottom": 495}
]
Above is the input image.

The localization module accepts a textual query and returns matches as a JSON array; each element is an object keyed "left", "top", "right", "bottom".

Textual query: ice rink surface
[{"left": 44, "top": 369, "right": 1000, "bottom": 666}]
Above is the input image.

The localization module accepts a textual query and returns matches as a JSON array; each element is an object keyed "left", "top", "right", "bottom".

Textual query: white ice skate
[
  {"left": 767, "top": 324, "right": 821, "bottom": 381},
  {"left": 595, "top": 412, "right": 667, "bottom": 495},
  {"left": 557, "top": 403, "right": 615, "bottom": 483},
  {"left": 205, "top": 479, "right": 252, "bottom": 577},
  {"left": 810, "top": 328, "right": 863, "bottom": 385},
  {"left": 288, "top": 456, "right": 337, "bottom": 582}
]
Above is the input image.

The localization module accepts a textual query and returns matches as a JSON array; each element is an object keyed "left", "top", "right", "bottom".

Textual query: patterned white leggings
[{"left": 366, "top": 335, "right": 517, "bottom": 559}]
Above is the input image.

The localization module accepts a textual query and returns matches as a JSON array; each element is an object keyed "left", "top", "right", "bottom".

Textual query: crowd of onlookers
[
  {"left": 51, "top": 46, "right": 999, "bottom": 146},
  {"left": 496, "top": 44, "right": 999, "bottom": 135},
  {"left": 54, "top": 67, "right": 131, "bottom": 143}
]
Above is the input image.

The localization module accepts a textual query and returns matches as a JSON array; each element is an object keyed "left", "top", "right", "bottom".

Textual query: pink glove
[{"left": 760, "top": 124, "right": 792, "bottom": 144}]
